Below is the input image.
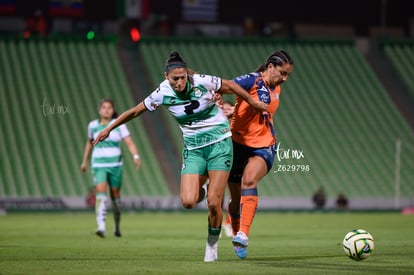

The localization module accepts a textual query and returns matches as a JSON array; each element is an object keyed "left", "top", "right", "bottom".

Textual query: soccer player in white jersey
[
  {"left": 81, "top": 99, "right": 141, "bottom": 238},
  {"left": 93, "top": 52, "right": 267, "bottom": 262}
]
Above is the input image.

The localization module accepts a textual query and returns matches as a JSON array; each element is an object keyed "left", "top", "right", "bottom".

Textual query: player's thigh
[
  {"left": 181, "top": 174, "right": 208, "bottom": 206},
  {"left": 242, "top": 156, "right": 269, "bottom": 188},
  {"left": 92, "top": 168, "right": 109, "bottom": 193},
  {"left": 207, "top": 170, "right": 229, "bottom": 204},
  {"left": 228, "top": 141, "right": 251, "bottom": 183}
]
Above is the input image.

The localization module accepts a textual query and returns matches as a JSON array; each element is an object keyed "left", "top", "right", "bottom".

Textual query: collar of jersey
[{"left": 173, "top": 81, "right": 192, "bottom": 98}]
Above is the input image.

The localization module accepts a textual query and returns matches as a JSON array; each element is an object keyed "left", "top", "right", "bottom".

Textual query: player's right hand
[
  {"left": 93, "top": 129, "right": 110, "bottom": 146},
  {"left": 80, "top": 162, "right": 87, "bottom": 173},
  {"left": 252, "top": 101, "right": 268, "bottom": 113}
]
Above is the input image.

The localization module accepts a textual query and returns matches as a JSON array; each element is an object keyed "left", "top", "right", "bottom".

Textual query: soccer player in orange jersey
[{"left": 228, "top": 50, "right": 294, "bottom": 259}]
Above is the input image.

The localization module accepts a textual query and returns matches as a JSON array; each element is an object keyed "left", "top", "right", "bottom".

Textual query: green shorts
[
  {"left": 92, "top": 166, "right": 123, "bottom": 189},
  {"left": 181, "top": 137, "right": 233, "bottom": 175}
]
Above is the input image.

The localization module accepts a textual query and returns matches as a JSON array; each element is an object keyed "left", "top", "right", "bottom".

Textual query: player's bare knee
[
  {"left": 242, "top": 177, "right": 258, "bottom": 189},
  {"left": 181, "top": 199, "right": 196, "bottom": 209},
  {"left": 207, "top": 198, "right": 221, "bottom": 214}
]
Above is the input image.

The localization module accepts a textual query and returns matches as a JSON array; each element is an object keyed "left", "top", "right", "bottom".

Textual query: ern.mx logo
[{"left": 275, "top": 142, "right": 305, "bottom": 162}]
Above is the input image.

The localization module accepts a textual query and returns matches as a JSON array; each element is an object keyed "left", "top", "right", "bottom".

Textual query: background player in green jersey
[
  {"left": 81, "top": 99, "right": 141, "bottom": 238},
  {"left": 93, "top": 52, "right": 267, "bottom": 262}
]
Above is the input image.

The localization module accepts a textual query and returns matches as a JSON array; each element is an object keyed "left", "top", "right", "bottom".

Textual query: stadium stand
[
  {"left": 139, "top": 38, "right": 414, "bottom": 199},
  {"left": 0, "top": 38, "right": 170, "bottom": 198},
  {"left": 383, "top": 42, "right": 414, "bottom": 97},
  {"left": 1, "top": 37, "right": 413, "bottom": 206}
]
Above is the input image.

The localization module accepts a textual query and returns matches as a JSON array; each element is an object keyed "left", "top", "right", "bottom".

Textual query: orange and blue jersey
[{"left": 231, "top": 72, "right": 281, "bottom": 148}]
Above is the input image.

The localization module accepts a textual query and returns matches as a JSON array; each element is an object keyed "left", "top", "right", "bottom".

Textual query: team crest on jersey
[{"left": 193, "top": 88, "right": 202, "bottom": 98}]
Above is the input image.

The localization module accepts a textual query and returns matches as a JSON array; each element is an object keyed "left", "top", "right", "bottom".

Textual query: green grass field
[{"left": 0, "top": 211, "right": 413, "bottom": 274}]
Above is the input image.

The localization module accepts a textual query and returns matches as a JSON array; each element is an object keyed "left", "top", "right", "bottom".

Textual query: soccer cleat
[
  {"left": 232, "top": 231, "right": 248, "bottom": 259},
  {"left": 95, "top": 229, "right": 106, "bottom": 238},
  {"left": 204, "top": 241, "right": 218, "bottom": 262},
  {"left": 114, "top": 230, "right": 122, "bottom": 237}
]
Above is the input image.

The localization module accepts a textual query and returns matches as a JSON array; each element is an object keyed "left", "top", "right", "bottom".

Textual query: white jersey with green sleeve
[
  {"left": 88, "top": 119, "right": 130, "bottom": 168},
  {"left": 143, "top": 74, "right": 231, "bottom": 150}
]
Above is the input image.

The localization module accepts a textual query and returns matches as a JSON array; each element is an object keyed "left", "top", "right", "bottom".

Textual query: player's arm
[
  {"left": 123, "top": 136, "right": 141, "bottom": 170},
  {"left": 219, "top": 79, "right": 268, "bottom": 112},
  {"left": 93, "top": 102, "right": 147, "bottom": 145},
  {"left": 80, "top": 138, "right": 93, "bottom": 172}
]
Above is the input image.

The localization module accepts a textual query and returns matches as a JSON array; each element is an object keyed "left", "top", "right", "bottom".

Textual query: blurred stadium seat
[
  {"left": 383, "top": 42, "right": 414, "bottom": 97},
  {"left": 0, "top": 38, "right": 170, "bottom": 197}
]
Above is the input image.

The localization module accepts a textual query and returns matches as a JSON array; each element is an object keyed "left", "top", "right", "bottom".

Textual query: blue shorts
[{"left": 229, "top": 141, "right": 276, "bottom": 183}]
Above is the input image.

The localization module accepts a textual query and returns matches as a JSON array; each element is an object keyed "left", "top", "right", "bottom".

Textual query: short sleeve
[
  {"left": 194, "top": 74, "right": 222, "bottom": 91},
  {"left": 87, "top": 122, "right": 93, "bottom": 140},
  {"left": 118, "top": 124, "right": 130, "bottom": 139},
  {"left": 233, "top": 73, "right": 256, "bottom": 91},
  {"left": 143, "top": 87, "right": 164, "bottom": 112}
]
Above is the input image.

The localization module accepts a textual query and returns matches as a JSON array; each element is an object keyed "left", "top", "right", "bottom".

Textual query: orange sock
[{"left": 239, "top": 188, "right": 258, "bottom": 236}]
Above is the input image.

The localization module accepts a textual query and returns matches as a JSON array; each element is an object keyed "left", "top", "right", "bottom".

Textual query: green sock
[
  {"left": 207, "top": 226, "right": 221, "bottom": 246},
  {"left": 208, "top": 226, "right": 221, "bottom": 236},
  {"left": 112, "top": 198, "right": 121, "bottom": 232}
]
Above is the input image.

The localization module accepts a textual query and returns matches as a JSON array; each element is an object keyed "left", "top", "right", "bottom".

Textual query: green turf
[{"left": 0, "top": 212, "right": 413, "bottom": 274}]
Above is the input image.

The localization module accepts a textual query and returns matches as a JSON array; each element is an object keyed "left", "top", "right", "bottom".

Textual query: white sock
[
  {"left": 204, "top": 232, "right": 219, "bottom": 262},
  {"left": 95, "top": 193, "right": 107, "bottom": 231}
]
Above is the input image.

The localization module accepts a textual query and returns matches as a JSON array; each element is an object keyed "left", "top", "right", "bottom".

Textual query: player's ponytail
[
  {"left": 165, "top": 51, "right": 187, "bottom": 72},
  {"left": 255, "top": 50, "right": 294, "bottom": 72}
]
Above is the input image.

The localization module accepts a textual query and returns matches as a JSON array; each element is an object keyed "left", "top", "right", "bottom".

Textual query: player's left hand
[
  {"left": 134, "top": 159, "right": 141, "bottom": 170},
  {"left": 93, "top": 129, "right": 110, "bottom": 146}
]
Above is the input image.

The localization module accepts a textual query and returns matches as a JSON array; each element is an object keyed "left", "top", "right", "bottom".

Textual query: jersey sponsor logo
[
  {"left": 184, "top": 100, "right": 200, "bottom": 115},
  {"left": 234, "top": 74, "right": 250, "bottom": 81},
  {"left": 258, "top": 87, "right": 270, "bottom": 104},
  {"left": 221, "top": 127, "right": 230, "bottom": 134}
]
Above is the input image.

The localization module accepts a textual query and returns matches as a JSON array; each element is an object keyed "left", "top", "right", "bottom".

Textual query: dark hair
[
  {"left": 98, "top": 99, "right": 118, "bottom": 119},
  {"left": 165, "top": 51, "right": 187, "bottom": 72},
  {"left": 222, "top": 100, "right": 234, "bottom": 107},
  {"left": 255, "top": 50, "right": 294, "bottom": 72},
  {"left": 165, "top": 51, "right": 198, "bottom": 78}
]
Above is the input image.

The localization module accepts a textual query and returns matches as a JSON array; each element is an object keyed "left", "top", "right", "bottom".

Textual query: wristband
[{"left": 133, "top": 154, "right": 140, "bottom": 160}]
